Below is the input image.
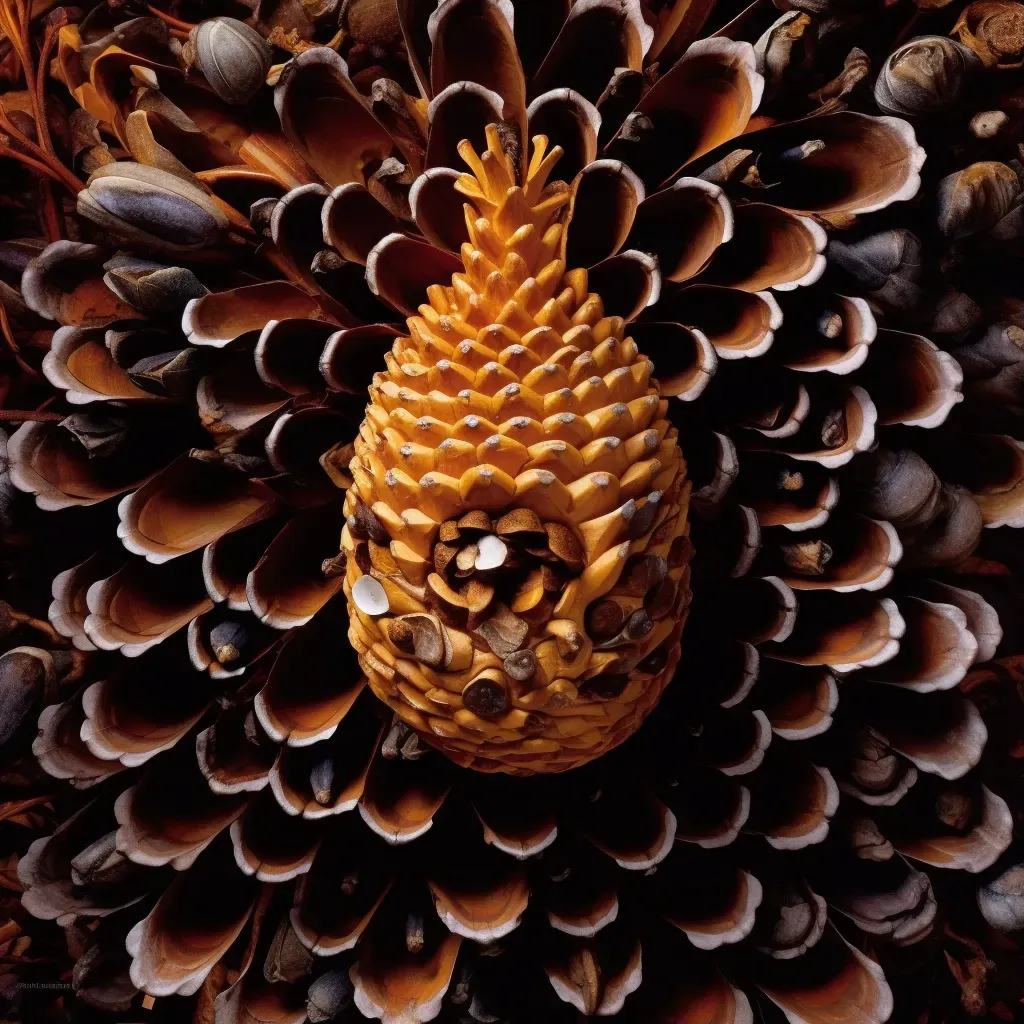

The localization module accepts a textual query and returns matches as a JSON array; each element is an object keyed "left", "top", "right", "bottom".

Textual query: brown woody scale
[{"left": 3, "top": 1, "right": 1024, "bottom": 1023}]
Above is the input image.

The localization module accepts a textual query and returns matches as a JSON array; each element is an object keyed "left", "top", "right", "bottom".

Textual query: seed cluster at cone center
[{"left": 342, "top": 127, "right": 692, "bottom": 773}]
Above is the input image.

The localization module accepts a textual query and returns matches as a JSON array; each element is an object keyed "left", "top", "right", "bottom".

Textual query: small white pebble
[
  {"left": 353, "top": 575, "right": 389, "bottom": 616},
  {"left": 475, "top": 534, "right": 508, "bottom": 571}
]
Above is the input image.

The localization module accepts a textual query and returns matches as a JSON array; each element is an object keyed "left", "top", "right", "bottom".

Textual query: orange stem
[{"left": 146, "top": 5, "right": 196, "bottom": 31}]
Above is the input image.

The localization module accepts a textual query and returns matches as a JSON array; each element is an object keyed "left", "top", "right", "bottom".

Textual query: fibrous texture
[{"left": 1, "top": 1, "right": 1024, "bottom": 1023}]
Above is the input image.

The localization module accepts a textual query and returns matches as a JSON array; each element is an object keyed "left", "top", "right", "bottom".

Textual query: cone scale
[{"left": 344, "top": 127, "right": 691, "bottom": 773}]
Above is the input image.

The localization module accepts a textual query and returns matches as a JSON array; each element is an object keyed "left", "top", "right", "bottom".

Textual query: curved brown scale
[
  {"left": 747, "top": 661, "right": 838, "bottom": 741},
  {"left": 703, "top": 575, "right": 797, "bottom": 644},
  {"left": 768, "top": 592, "right": 904, "bottom": 673},
  {"left": 269, "top": 695, "right": 383, "bottom": 818},
  {"left": 854, "top": 686, "right": 987, "bottom": 781},
  {"left": 726, "top": 112, "right": 925, "bottom": 217},
  {"left": 359, "top": 745, "right": 452, "bottom": 844},
  {"left": 541, "top": 839, "right": 620, "bottom": 936},
  {"left": 274, "top": 48, "right": 411, "bottom": 187},
  {"left": 196, "top": 703, "right": 276, "bottom": 796},
  {"left": 606, "top": 38, "right": 763, "bottom": 190},
  {"left": 751, "top": 925, "right": 893, "bottom": 1024},
  {"left": 544, "top": 920, "right": 643, "bottom": 1016},
  {"left": 470, "top": 772, "right": 558, "bottom": 858},
  {"left": 625, "top": 176, "right": 733, "bottom": 285},
  {"left": 621, "top": 922, "right": 753, "bottom": 1023},
  {"left": 587, "top": 250, "right": 660, "bottom": 321},
  {"left": 116, "top": 453, "right": 274, "bottom": 563},
  {"left": 527, "top": 89, "right": 601, "bottom": 183},
  {"left": 756, "top": 514, "right": 901, "bottom": 593},
  {"left": 425, "top": 81, "right": 506, "bottom": 172},
  {"left": 428, "top": 0, "right": 526, "bottom": 172},
  {"left": 125, "top": 838, "right": 261, "bottom": 997},
  {"left": 114, "top": 741, "right": 252, "bottom": 869},
  {"left": 33, "top": 692, "right": 126, "bottom": 789},
  {"left": 49, "top": 551, "right": 122, "bottom": 651},
  {"left": 749, "top": 386, "right": 877, "bottom": 470},
  {"left": 564, "top": 159, "right": 644, "bottom": 270},
  {"left": 253, "top": 613, "right": 365, "bottom": 746},
  {"left": 213, "top": 958, "right": 307, "bottom": 1024},
  {"left": 656, "top": 285, "right": 781, "bottom": 359},
  {"left": 203, "top": 512, "right": 291, "bottom": 610},
  {"left": 84, "top": 551, "right": 212, "bottom": 657},
  {"left": 730, "top": 452, "right": 839, "bottom": 532},
  {"left": 652, "top": 847, "right": 762, "bottom": 951},
  {"left": 254, "top": 318, "right": 337, "bottom": 395},
  {"left": 660, "top": 766, "right": 751, "bottom": 848},
  {"left": 366, "top": 233, "right": 464, "bottom": 316},
  {"left": 698, "top": 204, "right": 826, "bottom": 294},
  {"left": 230, "top": 790, "right": 325, "bottom": 882},
  {"left": 408, "top": 168, "right": 471, "bottom": 253},
  {"left": 822, "top": 855, "right": 937, "bottom": 947},
  {"left": 682, "top": 427, "right": 738, "bottom": 516},
  {"left": 865, "top": 597, "right": 977, "bottom": 693},
  {"left": 533, "top": 0, "right": 651, "bottom": 103},
  {"left": 321, "top": 324, "right": 404, "bottom": 394},
  {"left": 21, "top": 240, "right": 141, "bottom": 328},
  {"left": 772, "top": 294, "right": 877, "bottom": 375},
  {"left": 18, "top": 798, "right": 149, "bottom": 924},
  {"left": 187, "top": 607, "right": 279, "bottom": 679},
  {"left": 831, "top": 728, "right": 918, "bottom": 809},
  {"left": 246, "top": 504, "right": 346, "bottom": 630},
  {"left": 350, "top": 883, "right": 462, "bottom": 1023},
  {"left": 883, "top": 780, "right": 1013, "bottom": 873},
  {"left": 269, "top": 183, "right": 330, "bottom": 277},
  {"left": 322, "top": 182, "right": 406, "bottom": 265},
  {"left": 397, "top": 0, "right": 435, "bottom": 98},
  {"left": 424, "top": 823, "right": 529, "bottom": 941},
  {"left": 79, "top": 653, "right": 211, "bottom": 767},
  {"left": 577, "top": 777, "right": 676, "bottom": 870},
  {"left": 913, "top": 580, "right": 1002, "bottom": 663},
  {"left": 197, "top": 351, "right": 291, "bottom": 437},
  {"left": 291, "top": 817, "right": 394, "bottom": 954},
  {"left": 674, "top": 637, "right": 759, "bottom": 711},
  {"left": 7, "top": 419, "right": 165, "bottom": 512},
  {"left": 855, "top": 329, "right": 962, "bottom": 429},
  {"left": 685, "top": 706, "right": 772, "bottom": 777},
  {"left": 744, "top": 753, "right": 839, "bottom": 850},
  {"left": 901, "top": 484, "right": 983, "bottom": 570},
  {"left": 923, "top": 433, "right": 1024, "bottom": 529},
  {"left": 183, "top": 282, "right": 330, "bottom": 349},
  {"left": 752, "top": 877, "right": 827, "bottom": 960},
  {"left": 689, "top": 502, "right": 760, "bottom": 577},
  {"left": 43, "top": 326, "right": 155, "bottom": 403}
]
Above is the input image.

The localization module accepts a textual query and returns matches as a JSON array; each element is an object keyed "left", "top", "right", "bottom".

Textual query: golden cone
[{"left": 344, "top": 127, "right": 690, "bottom": 771}]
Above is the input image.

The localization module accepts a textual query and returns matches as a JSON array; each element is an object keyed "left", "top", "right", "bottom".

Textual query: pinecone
[{"left": 4, "top": 0, "right": 1024, "bottom": 1021}]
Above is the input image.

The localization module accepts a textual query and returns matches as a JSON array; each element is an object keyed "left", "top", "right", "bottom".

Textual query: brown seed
[
  {"left": 387, "top": 618, "right": 415, "bottom": 652},
  {"left": 321, "top": 553, "right": 347, "bottom": 579},
  {"left": 544, "top": 522, "right": 584, "bottom": 573},
  {"left": 473, "top": 604, "right": 530, "bottom": 659},
  {"left": 495, "top": 508, "right": 544, "bottom": 537},
  {"left": 621, "top": 553, "right": 668, "bottom": 596},
  {"left": 624, "top": 608, "right": 654, "bottom": 640},
  {"left": 434, "top": 541, "right": 459, "bottom": 576},
  {"left": 503, "top": 648, "right": 537, "bottom": 681},
  {"left": 463, "top": 674, "right": 509, "bottom": 716},
  {"left": 581, "top": 673, "right": 629, "bottom": 700},
  {"left": 353, "top": 500, "right": 389, "bottom": 544},
  {"left": 354, "top": 542, "right": 373, "bottom": 575},
  {"left": 781, "top": 539, "right": 833, "bottom": 576},
  {"left": 458, "top": 509, "right": 493, "bottom": 534},
  {"left": 540, "top": 564, "right": 564, "bottom": 593},
  {"left": 935, "top": 787, "right": 973, "bottom": 830},
  {"left": 585, "top": 599, "right": 624, "bottom": 640},
  {"left": 439, "top": 520, "right": 461, "bottom": 543},
  {"left": 645, "top": 577, "right": 677, "bottom": 620},
  {"left": 777, "top": 469, "right": 805, "bottom": 492},
  {"left": 406, "top": 912, "right": 425, "bottom": 954},
  {"left": 455, "top": 544, "right": 479, "bottom": 576},
  {"left": 398, "top": 613, "right": 445, "bottom": 666},
  {"left": 820, "top": 408, "right": 847, "bottom": 448},
  {"left": 628, "top": 491, "right": 662, "bottom": 539}
]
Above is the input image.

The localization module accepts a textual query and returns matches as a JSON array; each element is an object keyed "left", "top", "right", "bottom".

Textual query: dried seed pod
[
  {"left": 936, "top": 162, "right": 1020, "bottom": 238},
  {"left": 76, "top": 163, "right": 229, "bottom": 252},
  {"left": 189, "top": 18, "right": 273, "bottom": 106},
  {"left": 873, "top": 36, "right": 977, "bottom": 116},
  {"left": 954, "top": 1, "right": 1024, "bottom": 68}
]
